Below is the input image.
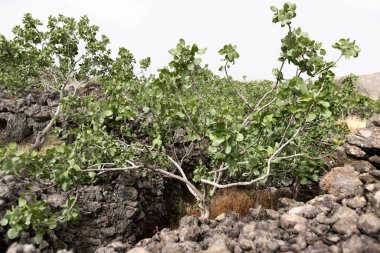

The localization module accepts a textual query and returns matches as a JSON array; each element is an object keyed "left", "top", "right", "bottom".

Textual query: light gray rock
[
  {"left": 280, "top": 214, "right": 307, "bottom": 231},
  {"left": 373, "top": 190, "right": 380, "bottom": 216},
  {"left": 341, "top": 235, "right": 363, "bottom": 253},
  {"left": 345, "top": 144, "right": 366, "bottom": 158},
  {"left": 204, "top": 238, "right": 230, "bottom": 253},
  {"left": 127, "top": 248, "right": 151, "bottom": 253},
  {"left": 342, "top": 196, "right": 367, "bottom": 209},
  {"left": 6, "top": 243, "right": 38, "bottom": 253},
  {"left": 0, "top": 184, "right": 11, "bottom": 198},
  {"left": 333, "top": 218, "right": 358, "bottom": 236},
  {"left": 45, "top": 193, "right": 67, "bottom": 208},
  {"left": 357, "top": 213, "right": 380, "bottom": 235},
  {"left": 288, "top": 204, "right": 320, "bottom": 219},
  {"left": 319, "top": 166, "right": 363, "bottom": 198}
]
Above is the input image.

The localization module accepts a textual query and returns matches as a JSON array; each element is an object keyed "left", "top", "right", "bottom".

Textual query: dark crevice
[{"left": 0, "top": 118, "right": 7, "bottom": 130}]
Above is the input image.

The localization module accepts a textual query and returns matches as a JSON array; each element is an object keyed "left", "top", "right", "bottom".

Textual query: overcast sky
[{"left": 1, "top": 0, "right": 379, "bottom": 80}]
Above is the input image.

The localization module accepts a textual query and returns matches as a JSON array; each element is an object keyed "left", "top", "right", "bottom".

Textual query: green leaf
[
  {"left": 319, "top": 101, "right": 330, "bottom": 108},
  {"left": 321, "top": 109, "right": 332, "bottom": 118},
  {"left": 152, "top": 138, "right": 162, "bottom": 147},
  {"left": 187, "top": 63, "right": 194, "bottom": 70},
  {"left": 194, "top": 58, "right": 202, "bottom": 65},
  {"left": 208, "top": 146, "right": 218, "bottom": 153},
  {"left": 18, "top": 198, "right": 27, "bottom": 207},
  {"left": 34, "top": 231, "right": 44, "bottom": 244},
  {"left": 104, "top": 110, "right": 113, "bottom": 117},
  {"left": 270, "top": 6, "right": 278, "bottom": 12},
  {"left": 0, "top": 218, "right": 8, "bottom": 226},
  {"left": 198, "top": 48, "right": 207, "bottom": 55},
  {"left": 7, "top": 228, "right": 20, "bottom": 239},
  {"left": 209, "top": 132, "right": 225, "bottom": 146},
  {"left": 300, "top": 177, "right": 308, "bottom": 185},
  {"left": 225, "top": 143, "right": 232, "bottom": 154},
  {"left": 236, "top": 133, "right": 244, "bottom": 142},
  {"left": 306, "top": 113, "right": 317, "bottom": 122},
  {"left": 47, "top": 219, "right": 57, "bottom": 229},
  {"left": 143, "top": 106, "right": 150, "bottom": 113},
  {"left": 272, "top": 68, "right": 280, "bottom": 77}
]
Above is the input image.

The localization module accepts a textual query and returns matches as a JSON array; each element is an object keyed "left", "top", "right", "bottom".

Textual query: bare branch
[{"left": 82, "top": 166, "right": 141, "bottom": 172}]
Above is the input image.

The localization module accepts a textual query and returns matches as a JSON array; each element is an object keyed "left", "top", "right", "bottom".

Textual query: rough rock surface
[
  {"left": 0, "top": 170, "right": 178, "bottom": 253},
  {"left": 0, "top": 91, "right": 60, "bottom": 143}
]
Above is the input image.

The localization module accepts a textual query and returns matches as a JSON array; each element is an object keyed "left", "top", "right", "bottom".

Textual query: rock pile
[
  {"left": 0, "top": 169, "right": 172, "bottom": 253},
  {"left": 127, "top": 116, "right": 380, "bottom": 253}
]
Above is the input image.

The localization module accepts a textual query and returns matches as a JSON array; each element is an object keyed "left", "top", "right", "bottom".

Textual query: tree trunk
[{"left": 200, "top": 197, "right": 211, "bottom": 219}]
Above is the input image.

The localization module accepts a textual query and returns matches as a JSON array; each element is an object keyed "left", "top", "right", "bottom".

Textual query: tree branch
[{"left": 200, "top": 127, "right": 302, "bottom": 189}]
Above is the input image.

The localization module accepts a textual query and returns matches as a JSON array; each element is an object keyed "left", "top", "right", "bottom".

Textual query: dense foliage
[{"left": 0, "top": 2, "right": 374, "bottom": 244}]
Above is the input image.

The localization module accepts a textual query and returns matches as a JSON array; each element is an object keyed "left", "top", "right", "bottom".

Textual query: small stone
[
  {"left": 316, "top": 213, "right": 335, "bottom": 225},
  {"left": 349, "top": 160, "right": 376, "bottom": 173},
  {"left": 0, "top": 184, "right": 11, "bottom": 198},
  {"left": 307, "top": 194, "right": 338, "bottom": 211},
  {"left": 372, "top": 190, "right": 380, "bottom": 216},
  {"left": 345, "top": 144, "right": 366, "bottom": 158},
  {"left": 342, "top": 196, "right": 367, "bottom": 209},
  {"left": 215, "top": 213, "right": 227, "bottom": 222},
  {"left": 6, "top": 243, "right": 38, "bottom": 253},
  {"left": 341, "top": 235, "right": 363, "bottom": 253},
  {"left": 357, "top": 213, "right": 380, "bottom": 235},
  {"left": 121, "top": 187, "right": 139, "bottom": 201},
  {"left": 127, "top": 247, "right": 150, "bottom": 253},
  {"left": 369, "top": 169, "right": 380, "bottom": 178},
  {"left": 288, "top": 204, "right": 320, "bottom": 219},
  {"left": 324, "top": 234, "right": 340, "bottom": 245},
  {"left": 205, "top": 238, "right": 230, "bottom": 253},
  {"left": 333, "top": 218, "right": 358, "bottom": 236},
  {"left": 277, "top": 198, "right": 304, "bottom": 210},
  {"left": 358, "top": 129, "right": 372, "bottom": 138},
  {"left": 280, "top": 214, "right": 307, "bottom": 230},
  {"left": 365, "top": 183, "right": 380, "bottom": 192},
  {"left": 359, "top": 173, "right": 376, "bottom": 184},
  {"left": 332, "top": 206, "right": 359, "bottom": 222},
  {"left": 45, "top": 193, "right": 66, "bottom": 208},
  {"left": 295, "top": 235, "right": 307, "bottom": 249},
  {"left": 101, "top": 227, "right": 116, "bottom": 237},
  {"left": 266, "top": 209, "right": 280, "bottom": 220},
  {"left": 329, "top": 245, "right": 340, "bottom": 253}
]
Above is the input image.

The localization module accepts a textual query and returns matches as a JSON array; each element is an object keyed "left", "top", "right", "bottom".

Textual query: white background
[{"left": 1, "top": 0, "right": 379, "bottom": 80}]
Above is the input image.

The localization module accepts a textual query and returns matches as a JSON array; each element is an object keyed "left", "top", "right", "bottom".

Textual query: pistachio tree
[{"left": 0, "top": 2, "right": 362, "bottom": 243}]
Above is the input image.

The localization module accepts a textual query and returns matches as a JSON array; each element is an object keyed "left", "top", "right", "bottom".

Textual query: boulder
[
  {"left": 0, "top": 112, "right": 31, "bottom": 142},
  {"left": 357, "top": 213, "right": 380, "bottom": 235},
  {"left": 345, "top": 144, "right": 366, "bottom": 158},
  {"left": 319, "top": 166, "right": 363, "bottom": 198}
]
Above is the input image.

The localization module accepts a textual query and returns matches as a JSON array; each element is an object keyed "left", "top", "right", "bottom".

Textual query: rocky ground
[{"left": 124, "top": 116, "right": 380, "bottom": 253}]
